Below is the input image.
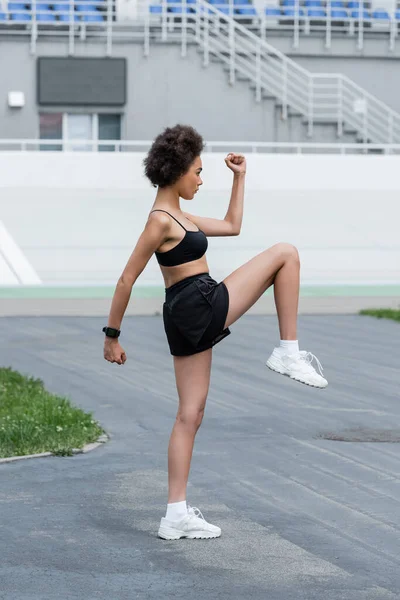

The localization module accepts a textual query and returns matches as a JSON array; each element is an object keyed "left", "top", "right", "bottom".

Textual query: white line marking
[{"left": 0, "top": 220, "right": 41, "bottom": 284}]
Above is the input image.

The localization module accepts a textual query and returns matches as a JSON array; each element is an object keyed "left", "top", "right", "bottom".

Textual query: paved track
[{"left": 0, "top": 314, "right": 399, "bottom": 600}]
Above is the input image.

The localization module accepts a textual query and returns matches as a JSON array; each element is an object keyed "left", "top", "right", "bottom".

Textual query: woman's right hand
[{"left": 104, "top": 338, "right": 127, "bottom": 365}]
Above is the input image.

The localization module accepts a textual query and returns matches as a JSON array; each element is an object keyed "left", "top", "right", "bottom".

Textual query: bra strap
[{"left": 150, "top": 209, "right": 187, "bottom": 231}]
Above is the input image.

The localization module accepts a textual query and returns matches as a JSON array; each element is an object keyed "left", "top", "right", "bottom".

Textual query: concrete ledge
[
  {"left": 0, "top": 433, "right": 109, "bottom": 465},
  {"left": 0, "top": 295, "right": 398, "bottom": 316}
]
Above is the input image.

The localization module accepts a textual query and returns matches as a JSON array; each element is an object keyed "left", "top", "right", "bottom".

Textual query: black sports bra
[{"left": 151, "top": 210, "right": 208, "bottom": 267}]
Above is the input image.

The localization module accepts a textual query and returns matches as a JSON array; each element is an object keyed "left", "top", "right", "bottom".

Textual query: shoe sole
[
  {"left": 158, "top": 530, "right": 221, "bottom": 540},
  {"left": 266, "top": 360, "right": 328, "bottom": 389}
]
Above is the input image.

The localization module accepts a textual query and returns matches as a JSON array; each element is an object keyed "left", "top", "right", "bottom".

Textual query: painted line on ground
[{"left": 0, "top": 220, "right": 41, "bottom": 285}]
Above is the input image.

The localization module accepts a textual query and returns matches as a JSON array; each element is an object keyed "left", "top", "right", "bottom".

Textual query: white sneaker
[
  {"left": 266, "top": 349, "right": 328, "bottom": 388},
  {"left": 158, "top": 505, "right": 222, "bottom": 540}
]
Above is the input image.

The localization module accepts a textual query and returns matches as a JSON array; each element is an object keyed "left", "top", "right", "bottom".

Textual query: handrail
[
  {"left": 2, "top": 0, "right": 400, "bottom": 143},
  {"left": 2, "top": 139, "right": 400, "bottom": 153},
  {"left": 188, "top": 0, "right": 400, "bottom": 143}
]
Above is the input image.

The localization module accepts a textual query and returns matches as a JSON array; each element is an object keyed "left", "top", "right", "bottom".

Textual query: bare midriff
[{"left": 160, "top": 257, "right": 210, "bottom": 289}]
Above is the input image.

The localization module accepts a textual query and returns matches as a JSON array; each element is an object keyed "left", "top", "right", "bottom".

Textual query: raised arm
[
  {"left": 103, "top": 211, "right": 170, "bottom": 364},
  {"left": 184, "top": 153, "right": 246, "bottom": 237}
]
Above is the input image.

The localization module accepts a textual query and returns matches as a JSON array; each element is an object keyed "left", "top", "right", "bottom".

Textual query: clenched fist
[
  {"left": 225, "top": 153, "right": 246, "bottom": 175},
  {"left": 104, "top": 338, "right": 127, "bottom": 365}
]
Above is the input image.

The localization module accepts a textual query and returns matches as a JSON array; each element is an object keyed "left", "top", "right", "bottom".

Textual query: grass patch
[
  {"left": 0, "top": 367, "right": 105, "bottom": 459},
  {"left": 360, "top": 309, "right": 400, "bottom": 323}
]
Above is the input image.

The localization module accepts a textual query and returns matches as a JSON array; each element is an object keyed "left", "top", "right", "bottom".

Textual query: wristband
[{"left": 102, "top": 326, "right": 120, "bottom": 338}]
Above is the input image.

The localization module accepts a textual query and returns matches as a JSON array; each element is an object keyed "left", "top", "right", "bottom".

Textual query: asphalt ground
[{"left": 0, "top": 313, "right": 399, "bottom": 600}]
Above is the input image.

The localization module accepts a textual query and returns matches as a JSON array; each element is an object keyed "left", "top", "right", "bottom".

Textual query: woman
[{"left": 103, "top": 124, "right": 327, "bottom": 541}]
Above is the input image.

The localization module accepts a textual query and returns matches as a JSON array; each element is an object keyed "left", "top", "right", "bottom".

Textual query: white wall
[{"left": 0, "top": 152, "right": 399, "bottom": 286}]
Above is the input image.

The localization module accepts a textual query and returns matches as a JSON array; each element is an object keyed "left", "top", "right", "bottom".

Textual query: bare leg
[
  {"left": 167, "top": 348, "right": 212, "bottom": 503},
  {"left": 223, "top": 242, "right": 300, "bottom": 338},
  {"left": 222, "top": 242, "right": 328, "bottom": 389}
]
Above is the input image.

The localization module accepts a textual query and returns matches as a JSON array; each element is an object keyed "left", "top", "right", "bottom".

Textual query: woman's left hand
[{"left": 225, "top": 153, "right": 246, "bottom": 175}]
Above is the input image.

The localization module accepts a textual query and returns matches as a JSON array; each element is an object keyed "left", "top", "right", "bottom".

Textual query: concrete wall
[
  {"left": 2, "top": 37, "right": 400, "bottom": 142},
  {"left": 293, "top": 56, "right": 400, "bottom": 114},
  {"left": 0, "top": 39, "right": 274, "bottom": 142},
  {"left": 0, "top": 151, "right": 398, "bottom": 287}
]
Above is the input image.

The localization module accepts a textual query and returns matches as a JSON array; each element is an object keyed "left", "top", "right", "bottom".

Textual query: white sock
[
  {"left": 279, "top": 340, "right": 299, "bottom": 354},
  {"left": 165, "top": 500, "right": 187, "bottom": 521}
]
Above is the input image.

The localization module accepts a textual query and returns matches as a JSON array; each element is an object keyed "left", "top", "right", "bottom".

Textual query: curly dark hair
[{"left": 144, "top": 124, "right": 204, "bottom": 188}]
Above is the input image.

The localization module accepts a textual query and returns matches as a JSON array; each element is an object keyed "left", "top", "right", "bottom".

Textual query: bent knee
[
  {"left": 176, "top": 406, "right": 205, "bottom": 430},
  {"left": 272, "top": 242, "right": 300, "bottom": 263}
]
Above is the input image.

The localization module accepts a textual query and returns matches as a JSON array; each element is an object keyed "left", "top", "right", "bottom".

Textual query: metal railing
[
  {"left": 1, "top": 0, "right": 399, "bottom": 52},
  {"left": 2, "top": 138, "right": 400, "bottom": 153},
  {"left": 141, "top": 0, "right": 400, "bottom": 143},
  {"left": 1, "top": 0, "right": 400, "bottom": 142}
]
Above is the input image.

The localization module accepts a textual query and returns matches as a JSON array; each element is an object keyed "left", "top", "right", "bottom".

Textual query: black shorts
[{"left": 163, "top": 272, "right": 231, "bottom": 356}]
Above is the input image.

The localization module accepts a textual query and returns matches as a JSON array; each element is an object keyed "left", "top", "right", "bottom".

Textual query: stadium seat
[
  {"left": 305, "top": 0, "right": 322, "bottom": 7},
  {"left": 10, "top": 12, "right": 32, "bottom": 19},
  {"left": 372, "top": 9, "right": 389, "bottom": 19},
  {"left": 9, "top": 3, "right": 32, "bottom": 20},
  {"left": 396, "top": 9, "right": 400, "bottom": 19},
  {"left": 331, "top": 0, "right": 344, "bottom": 7},
  {"left": 82, "top": 12, "right": 104, "bottom": 20},
  {"left": 282, "top": 0, "right": 295, "bottom": 5},
  {"left": 0, "top": 11, "right": 7, "bottom": 19},
  {"left": 234, "top": 0, "right": 250, "bottom": 4},
  {"left": 215, "top": 6, "right": 230, "bottom": 13},
  {"left": 351, "top": 9, "right": 370, "bottom": 18},
  {"left": 35, "top": 2, "right": 55, "bottom": 20},
  {"left": 283, "top": 7, "right": 305, "bottom": 15},
  {"left": 8, "top": 2, "right": 28, "bottom": 9},
  {"left": 169, "top": 5, "right": 192, "bottom": 11},
  {"left": 331, "top": 8, "right": 348, "bottom": 18},
  {"left": 75, "top": 3, "right": 97, "bottom": 11},
  {"left": 265, "top": 6, "right": 281, "bottom": 14},
  {"left": 149, "top": 4, "right": 162, "bottom": 11},
  {"left": 308, "top": 8, "right": 325, "bottom": 16},
  {"left": 54, "top": 3, "right": 80, "bottom": 20},
  {"left": 347, "top": 1, "right": 365, "bottom": 8},
  {"left": 236, "top": 6, "right": 257, "bottom": 14}
]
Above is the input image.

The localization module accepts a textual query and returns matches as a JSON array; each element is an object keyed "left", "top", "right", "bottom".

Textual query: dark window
[
  {"left": 39, "top": 113, "right": 62, "bottom": 151},
  {"left": 98, "top": 114, "right": 121, "bottom": 152}
]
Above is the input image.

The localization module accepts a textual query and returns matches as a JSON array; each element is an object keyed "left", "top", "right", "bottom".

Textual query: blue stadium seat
[
  {"left": 351, "top": 9, "right": 370, "bottom": 18},
  {"left": 0, "top": 11, "right": 7, "bottom": 19},
  {"left": 308, "top": 8, "right": 325, "bottom": 16},
  {"left": 10, "top": 12, "right": 32, "bottom": 19},
  {"left": 82, "top": 12, "right": 104, "bottom": 20},
  {"left": 234, "top": 0, "right": 250, "bottom": 4},
  {"left": 215, "top": 5, "right": 230, "bottom": 13},
  {"left": 331, "top": 0, "right": 344, "bottom": 7},
  {"left": 305, "top": 0, "right": 322, "bottom": 7},
  {"left": 8, "top": 2, "right": 27, "bottom": 9},
  {"left": 396, "top": 9, "right": 400, "bottom": 19},
  {"left": 331, "top": 8, "right": 348, "bottom": 17},
  {"left": 282, "top": 0, "right": 295, "bottom": 5},
  {"left": 265, "top": 6, "right": 281, "bottom": 14},
  {"left": 35, "top": 2, "right": 55, "bottom": 19},
  {"left": 236, "top": 6, "right": 257, "bottom": 14},
  {"left": 149, "top": 4, "right": 162, "bottom": 11},
  {"left": 283, "top": 7, "right": 305, "bottom": 15},
  {"left": 37, "top": 13, "right": 57, "bottom": 20},
  {"left": 9, "top": 3, "right": 32, "bottom": 20},
  {"left": 372, "top": 9, "right": 389, "bottom": 19},
  {"left": 75, "top": 3, "right": 97, "bottom": 11},
  {"left": 54, "top": 3, "right": 78, "bottom": 20},
  {"left": 348, "top": 1, "right": 365, "bottom": 8},
  {"left": 169, "top": 5, "right": 192, "bottom": 11}
]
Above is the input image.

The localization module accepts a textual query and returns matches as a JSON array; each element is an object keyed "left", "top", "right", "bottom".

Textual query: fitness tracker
[{"left": 102, "top": 326, "right": 121, "bottom": 338}]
